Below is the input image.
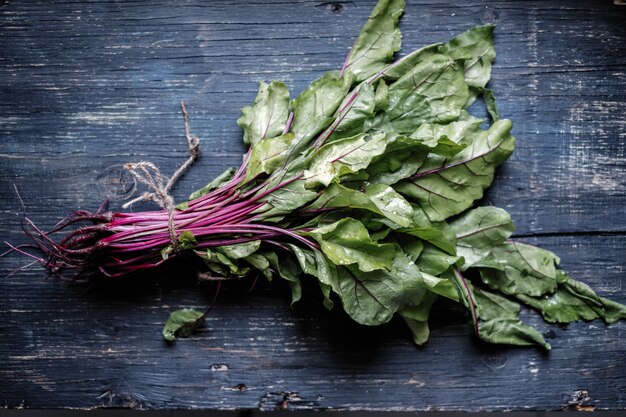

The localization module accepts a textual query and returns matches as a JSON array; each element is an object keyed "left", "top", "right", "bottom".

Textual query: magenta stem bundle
[{"left": 20, "top": 162, "right": 318, "bottom": 280}]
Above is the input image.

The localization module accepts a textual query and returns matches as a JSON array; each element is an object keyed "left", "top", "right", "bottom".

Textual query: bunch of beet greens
[{"left": 17, "top": 0, "right": 626, "bottom": 347}]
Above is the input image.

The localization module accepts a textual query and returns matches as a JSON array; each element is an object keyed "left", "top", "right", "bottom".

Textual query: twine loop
[{"left": 122, "top": 101, "right": 200, "bottom": 250}]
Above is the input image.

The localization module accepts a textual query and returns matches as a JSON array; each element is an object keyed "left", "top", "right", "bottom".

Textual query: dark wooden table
[{"left": 1, "top": 0, "right": 625, "bottom": 411}]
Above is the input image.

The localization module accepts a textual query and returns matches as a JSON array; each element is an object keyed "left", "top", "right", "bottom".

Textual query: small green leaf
[
  {"left": 161, "top": 245, "right": 174, "bottom": 261},
  {"left": 313, "top": 249, "right": 336, "bottom": 310},
  {"left": 260, "top": 174, "right": 318, "bottom": 216},
  {"left": 448, "top": 270, "right": 550, "bottom": 350},
  {"left": 374, "top": 79, "right": 389, "bottom": 112},
  {"left": 198, "top": 248, "right": 250, "bottom": 277},
  {"left": 351, "top": 132, "right": 461, "bottom": 186},
  {"left": 217, "top": 240, "right": 261, "bottom": 259},
  {"left": 368, "top": 43, "right": 441, "bottom": 83},
  {"left": 477, "top": 87, "right": 500, "bottom": 122},
  {"left": 394, "top": 234, "right": 423, "bottom": 261},
  {"left": 319, "top": 282, "right": 335, "bottom": 310},
  {"left": 402, "top": 317, "right": 429, "bottom": 345},
  {"left": 473, "top": 286, "right": 520, "bottom": 321},
  {"left": 363, "top": 183, "right": 414, "bottom": 227},
  {"left": 518, "top": 275, "right": 626, "bottom": 324},
  {"left": 326, "top": 83, "right": 377, "bottom": 142},
  {"left": 189, "top": 167, "right": 237, "bottom": 200},
  {"left": 306, "top": 218, "right": 398, "bottom": 272},
  {"left": 175, "top": 201, "right": 189, "bottom": 211},
  {"left": 409, "top": 122, "right": 471, "bottom": 158},
  {"left": 439, "top": 25, "right": 498, "bottom": 108},
  {"left": 362, "top": 135, "right": 426, "bottom": 185},
  {"left": 162, "top": 308, "right": 205, "bottom": 342},
  {"left": 290, "top": 71, "right": 355, "bottom": 148},
  {"left": 177, "top": 230, "right": 198, "bottom": 251},
  {"left": 287, "top": 244, "right": 318, "bottom": 277}
]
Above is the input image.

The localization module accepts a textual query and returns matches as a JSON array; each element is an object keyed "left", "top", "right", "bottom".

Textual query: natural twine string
[{"left": 122, "top": 101, "right": 200, "bottom": 249}]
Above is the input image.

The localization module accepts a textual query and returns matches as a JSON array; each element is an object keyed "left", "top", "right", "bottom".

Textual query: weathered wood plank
[
  {"left": 0, "top": 234, "right": 624, "bottom": 410},
  {"left": 0, "top": 0, "right": 625, "bottom": 411},
  {"left": 1, "top": 0, "right": 624, "bottom": 234}
]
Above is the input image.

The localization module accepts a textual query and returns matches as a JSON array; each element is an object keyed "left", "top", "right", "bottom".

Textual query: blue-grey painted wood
[{"left": 1, "top": 0, "right": 625, "bottom": 411}]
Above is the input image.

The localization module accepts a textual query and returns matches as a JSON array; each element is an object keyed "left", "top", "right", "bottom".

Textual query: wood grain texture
[{"left": 1, "top": 0, "right": 625, "bottom": 411}]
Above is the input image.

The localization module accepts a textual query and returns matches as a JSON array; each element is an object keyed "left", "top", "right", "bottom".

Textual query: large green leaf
[
  {"left": 306, "top": 182, "right": 413, "bottom": 227},
  {"left": 329, "top": 250, "right": 425, "bottom": 326},
  {"left": 374, "top": 79, "right": 389, "bottom": 111},
  {"left": 237, "top": 81, "right": 291, "bottom": 146},
  {"left": 399, "top": 291, "right": 438, "bottom": 345},
  {"left": 393, "top": 234, "right": 424, "bottom": 261},
  {"left": 473, "top": 286, "right": 520, "bottom": 321},
  {"left": 265, "top": 251, "right": 302, "bottom": 306},
  {"left": 325, "top": 82, "right": 377, "bottom": 142},
  {"left": 381, "top": 54, "right": 469, "bottom": 133},
  {"left": 364, "top": 131, "right": 466, "bottom": 186},
  {"left": 287, "top": 244, "right": 318, "bottom": 277},
  {"left": 421, "top": 272, "right": 459, "bottom": 301},
  {"left": 398, "top": 224, "right": 456, "bottom": 255},
  {"left": 395, "top": 119, "right": 515, "bottom": 221},
  {"left": 305, "top": 218, "right": 398, "bottom": 272},
  {"left": 439, "top": 25, "right": 496, "bottom": 89},
  {"left": 252, "top": 156, "right": 319, "bottom": 219},
  {"left": 448, "top": 206, "right": 515, "bottom": 267},
  {"left": 243, "top": 252, "right": 272, "bottom": 280},
  {"left": 290, "top": 71, "right": 355, "bottom": 147},
  {"left": 303, "top": 132, "right": 389, "bottom": 188},
  {"left": 245, "top": 133, "right": 297, "bottom": 180},
  {"left": 474, "top": 241, "right": 560, "bottom": 297},
  {"left": 342, "top": 0, "right": 404, "bottom": 82},
  {"left": 416, "top": 243, "right": 461, "bottom": 276},
  {"left": 518, "top": 273, "right": 626, "bottom": 324}
]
